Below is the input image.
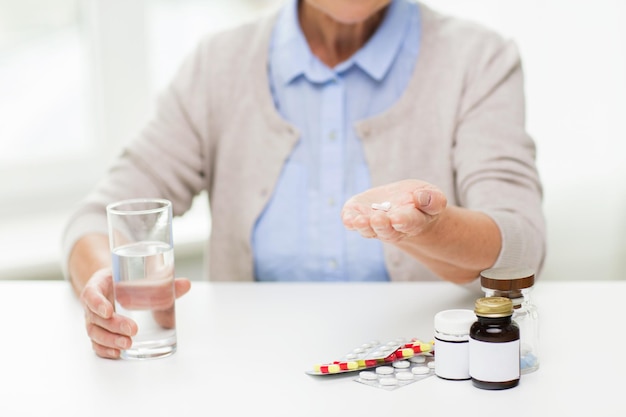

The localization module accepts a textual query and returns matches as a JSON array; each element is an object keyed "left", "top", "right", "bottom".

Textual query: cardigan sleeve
[
  {"left": 453, "top": 37, "right": 546, "bottom": 276},
  {"left": 60, "top": 37, "right": 213, "bottom": 279}
]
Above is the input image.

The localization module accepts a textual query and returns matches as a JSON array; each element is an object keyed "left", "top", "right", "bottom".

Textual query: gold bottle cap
[
  {"left": 474, "top": 297, "right": 513, "bottom": 318},
  {"left": 480, "top": 266, "right": 535, "bottom": 292}
]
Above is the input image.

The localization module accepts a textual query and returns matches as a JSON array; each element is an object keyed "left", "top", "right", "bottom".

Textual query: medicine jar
[
  {"left": 480, "top": 266, "right": 539, "bottom": 374},
  {"left": 469, "top": 297, "right": 520, "bottom": 390}
]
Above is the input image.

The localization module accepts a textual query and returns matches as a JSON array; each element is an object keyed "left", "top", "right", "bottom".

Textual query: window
[
  {"left": 0, "top": 0, "right": 90, "bottom": 210},
  {"left": 0, "top": 0, "right": 281, "bottom": 280}
]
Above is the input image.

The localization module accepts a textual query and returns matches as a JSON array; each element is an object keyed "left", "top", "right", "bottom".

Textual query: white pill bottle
[{"left": 433, "top": 309, "right": 476, "bottom": 380}]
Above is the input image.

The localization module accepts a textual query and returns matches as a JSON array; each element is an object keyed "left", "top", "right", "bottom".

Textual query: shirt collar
[
  {"left": 271, "top": 0, "right": 317, "bottom": 84},
  {"left": 271, "top": 0, "right": 412, "bottom": 85},
  {"left": 349, "top": 0, "right": 411, "bottom": 81}
]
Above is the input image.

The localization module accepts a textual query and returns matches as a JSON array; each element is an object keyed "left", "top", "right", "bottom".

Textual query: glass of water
[{"left": 106, "top": 198, "right": 177, "bottom": 360}]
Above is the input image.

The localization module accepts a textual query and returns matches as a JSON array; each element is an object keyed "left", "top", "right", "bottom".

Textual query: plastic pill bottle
[
  {"left": 469, "top": 297, "right": 520, "bottom": 390},
  {"left": 480, "top": 266, "right": 539, "bottom": 374},
  {"left": 433, "top": 309, "right": 476, "bottom": 380}
]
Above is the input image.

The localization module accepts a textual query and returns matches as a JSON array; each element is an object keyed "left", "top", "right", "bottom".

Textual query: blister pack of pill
[
  {"left": 307, "top": 337, "right": 434, "bottom": 376},
  {"left": 354, "top": 354, "right": 435, "bottom": 390}
]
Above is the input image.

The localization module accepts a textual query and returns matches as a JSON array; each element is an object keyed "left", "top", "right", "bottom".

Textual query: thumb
[
  {"left": 174, "top": 278, "right": 192, "bottom": 299},
  {"left": 414, "top": 189, "right": 447, "bottom": 216}
]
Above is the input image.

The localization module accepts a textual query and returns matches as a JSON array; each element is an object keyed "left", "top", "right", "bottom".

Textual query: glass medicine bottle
[
  {"left": 469, "top": 297, "right": 520, "bottom": 390},
  {"left": 480, "top": 266, "right": 539, "bottom": 374}
]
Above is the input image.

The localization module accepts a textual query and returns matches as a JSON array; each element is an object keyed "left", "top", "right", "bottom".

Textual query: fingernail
[
  {"left": 417, "top": 191, "right": 431, "bottom": 206},
  {"left": 121, "top": 323, "right": 132, "bottom": 336},
  {"left": 115, "top": 337, "right": 129, "bottom": 349},
  {"left": 98, "top": 305, "right": 107, "bottom": 318}
]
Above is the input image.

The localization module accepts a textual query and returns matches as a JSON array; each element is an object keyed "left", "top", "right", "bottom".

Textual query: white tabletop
[{"left": 0, "top": 279, "right": 623, "bottom": 417}]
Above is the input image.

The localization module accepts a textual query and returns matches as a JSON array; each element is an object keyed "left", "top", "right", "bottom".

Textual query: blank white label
[{"left": 469, "top": 339, "right": 520, "bottom": 382}]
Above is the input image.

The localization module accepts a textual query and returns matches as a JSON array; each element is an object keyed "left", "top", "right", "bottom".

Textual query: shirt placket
[{"left": 319, "top": 75, "right": 345, "bottom": 279}]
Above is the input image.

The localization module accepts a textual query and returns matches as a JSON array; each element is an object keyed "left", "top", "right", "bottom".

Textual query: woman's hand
[
  {"left": 341, "top": 179, "right": 447, "bottom": 242},
  {"left": 80, "top": 268, "right": 191, "bottom": 359}
]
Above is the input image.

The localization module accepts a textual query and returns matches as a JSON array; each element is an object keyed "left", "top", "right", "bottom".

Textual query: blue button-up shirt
[{"left": 253, "top": 0, "right": 421, "bottom": 281}]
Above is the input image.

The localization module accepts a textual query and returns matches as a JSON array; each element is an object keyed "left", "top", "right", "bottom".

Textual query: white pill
[
  {"left": 361, "top": 343, "right": 372, "bottom": 349},
  {"left": 409, "top": 355, "right": 426, "bottom": 364},
  {"left": 396, "top": 372, "right": 414, "bottom": 381},
  {"left": 353, "top": 347, "right": 365, "bottom": 354},
  {"left": 392, "top": 360, "right": 410, "bottom": 369},
  {"left": 371, "top": 201, "right": 392, "bottom": 211},
  {"left": 379, "top": 377, "right": 398, "bottom": 386},
  {"left": 376, "top": 366, "right": 395, "bottom": 376},
  {"left": 427, "top": 361, "right": 436, "bottom": 369},
  {"left": 359, "top": 371, "right": 378, "bottom": 381},
  {"left": 345, "top": 353, "right": 357, "bottom": 360},
  {"left": 412, "top": 366, "right": 430, "bottom": 375}
]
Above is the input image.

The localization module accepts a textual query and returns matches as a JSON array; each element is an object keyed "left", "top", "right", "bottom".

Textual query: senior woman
[{"left": 63, "top": 0, "right": 545, "bottom": 358}]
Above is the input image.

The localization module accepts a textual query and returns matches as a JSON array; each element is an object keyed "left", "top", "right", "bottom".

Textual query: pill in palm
[{"left": 371, "top": 201, "right": 391, "bottom": 211}]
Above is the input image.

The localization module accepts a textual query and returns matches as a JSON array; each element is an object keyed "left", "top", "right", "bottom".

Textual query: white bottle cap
[{"left": 434, "top": 309, "right": 476, "bottom": 336}]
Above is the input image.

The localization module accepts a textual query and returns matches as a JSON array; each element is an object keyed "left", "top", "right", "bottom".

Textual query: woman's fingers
[{"left": 174, "top": 278, "right": 191, "bottom": 299}]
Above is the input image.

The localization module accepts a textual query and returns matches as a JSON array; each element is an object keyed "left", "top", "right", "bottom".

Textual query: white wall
[
  {"left": 149, "top": 0, "right": 626, "bottom": 281},
  {"left": 2, "top": 0, "right": 624, "bottom": 281},
  {"left": 422, "top": 0, "right": 626, "bottom": 280}
]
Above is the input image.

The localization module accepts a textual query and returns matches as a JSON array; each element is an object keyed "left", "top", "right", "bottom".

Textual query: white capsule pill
[
  {"left": 412, "top": 366, "right": 430, "bottom": 375},
  {"left": 376, "top": 366, "right": 395, "bottom": 376},
  {"left": 427, "top": 361, "right": 436, "bottom": 369},
  {"left": 409, "top": 355, "right": 426, "bottom": 364},
  {"left": 379, "top": 377, "right": 398, "bottom": 386},
  {"left": 371, "top": 201, "right": 392, "bottom": 211},
  {"left": 396, "top": 372, "right": 414, "bottom": 381},
  {"left": 392, "top": 360, "right": 410, "bottom": 369},
  {"left": 359, "top": 371, "right": 378, "bottom": 381}
]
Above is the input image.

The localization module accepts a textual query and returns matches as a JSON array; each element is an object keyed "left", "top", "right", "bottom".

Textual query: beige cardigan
[{"left": 62, "top": 3, "right": 546, "bottom": 282}]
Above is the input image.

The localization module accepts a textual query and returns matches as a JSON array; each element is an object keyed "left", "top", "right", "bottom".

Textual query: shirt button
[
  {"left": 328, "top": 197, "right": 335, "bottom": 206},
  {"left": 328, "top": 130, "right": 337, "bottom": 141},
  {"left": 329, "top": 259, "right": 338, "bottom": 270}
]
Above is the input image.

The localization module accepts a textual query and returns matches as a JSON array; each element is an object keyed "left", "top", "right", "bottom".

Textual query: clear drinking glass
[{"left": 106, "top": 198, "right": 177, "bottom": 359}]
